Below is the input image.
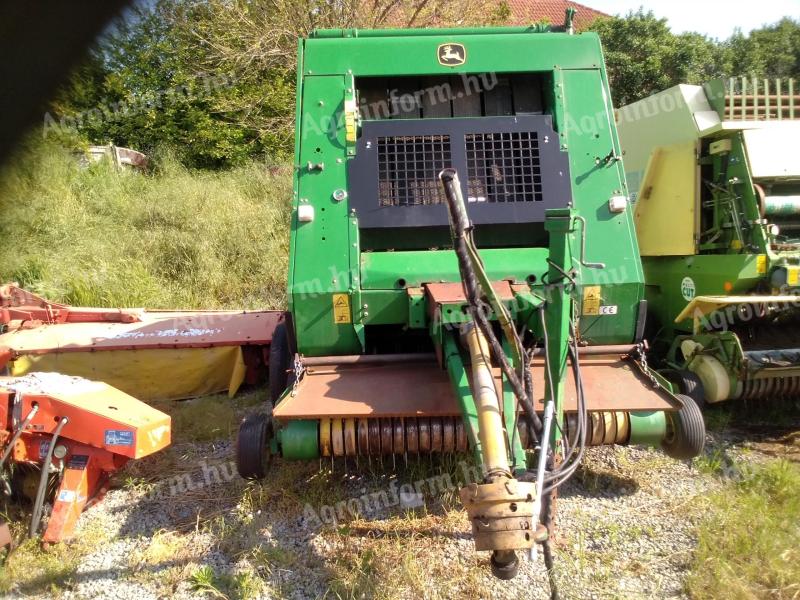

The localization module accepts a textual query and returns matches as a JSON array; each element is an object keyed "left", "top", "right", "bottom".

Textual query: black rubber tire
[
  {"left": 268, "top": 323, "right": 291, "bottom": 405},
  {"left": 662, "top": 369, "right": 706, "bottom": 408},
  {"left": 236, "top": 413, "right": 273, "bottom": 480},
  {"left": 662, "top": 394, "right": 706, "bottom": 460}
]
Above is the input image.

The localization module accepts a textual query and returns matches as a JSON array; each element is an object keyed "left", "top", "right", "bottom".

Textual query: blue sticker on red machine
[
  {"left": 104, "top": 430, "right": 134, "bottom": 447},
  {"left": 67, "top": 455, "right": 89, "bottom": 470}
]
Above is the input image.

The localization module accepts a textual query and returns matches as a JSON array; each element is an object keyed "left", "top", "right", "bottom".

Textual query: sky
[{"left": 586, "top": 0, "right": 800, "bottom": 39}]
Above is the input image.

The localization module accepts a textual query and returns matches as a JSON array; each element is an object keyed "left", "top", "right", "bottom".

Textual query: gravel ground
[{"left": 4, "top": 417, "right": 793, "bottom": 600}]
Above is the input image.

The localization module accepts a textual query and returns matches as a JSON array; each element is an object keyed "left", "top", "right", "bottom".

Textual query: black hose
[
  {"left": 29, "top": 417, "right": 68, "bottom": 538},
  {"left": 543, "top": 327, "right": 588, "bottom": 493},
  {"left": 0, "top": 402, "right": 40, "bottom": 496},
  {"left": 440, "top": 168, "right": 542, "bottom": 437}
]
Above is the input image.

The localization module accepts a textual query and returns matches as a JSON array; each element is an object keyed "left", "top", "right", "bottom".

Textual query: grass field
[
  {"left": 0, "top": 141, "right": 292, "bottom": 310},
  {"left": 687, "top": 455, "right": 800, "bottom": 599}
]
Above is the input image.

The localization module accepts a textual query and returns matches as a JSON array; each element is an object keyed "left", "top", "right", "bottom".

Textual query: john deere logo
[{"left": 438, "top": 43, "right": 466, "bottom": 66}]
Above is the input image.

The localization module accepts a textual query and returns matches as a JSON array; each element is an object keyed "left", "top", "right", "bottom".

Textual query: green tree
[
  {"left": 50, "top": 0, "right": 500, "bottom": 167},
  {"left": 726, "top": 18, "right": 800, "bottom": 79},
  {"left": 48, "top": 0, "right": 279, "bottom": 168},
  {"left": 590, "top": 10, "right": 729, "bottom": 106}
]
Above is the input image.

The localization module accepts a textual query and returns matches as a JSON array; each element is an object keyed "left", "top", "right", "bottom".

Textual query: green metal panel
[
  {"left": 287, "top": 38, "right": 305, "bottom": 317},
  {"left": 303, "top": 32, "right": 604, "bottom": 77},
  {"left": 560, "top": 68, "right": 644, "bottom": 344},
  {"left": 291, "top": 74, "right": 361, "bottom": 355},
  {"left": 311, "top": 26, "right": 555, "bottom": 39},
  {"left": 643, "top": 254, "right": 763, "bottom": 334},
  {"left": 361, "top": 248, "right": 549, "bottom": 289}
]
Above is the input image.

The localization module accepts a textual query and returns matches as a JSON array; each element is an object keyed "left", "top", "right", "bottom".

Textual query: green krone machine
[
  {"left": 618, "top": 78, "right": 800, "bottom": 406},
  {"left": 238, "top": 16, "right": 704, "bottom": 580}
]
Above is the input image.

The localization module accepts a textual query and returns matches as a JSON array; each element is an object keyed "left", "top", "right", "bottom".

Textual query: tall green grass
[
  {"left": 0, "top": 142, "right": 292, "bottom": 309},
  {"left": 687, "top": 460, "right": 800, "bottom": 599}
]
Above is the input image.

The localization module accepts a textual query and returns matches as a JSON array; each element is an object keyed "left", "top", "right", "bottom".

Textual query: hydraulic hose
[
  {"left": 29, "top": 416, "right": 68, "bottom": 538},
  {"left": 439, "top": 168, "right": 542, "bottom": 437},
  {"left": 0, "top": 402, "right": 39, "bottom": 495}
]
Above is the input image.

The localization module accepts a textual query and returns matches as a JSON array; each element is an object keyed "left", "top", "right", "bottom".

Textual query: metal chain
[
  {"left": 290, "top": 354, "right": 304, "bottom": 397},
  {"left": 635, "top": 342, "right": 659, "bottom": 388}
]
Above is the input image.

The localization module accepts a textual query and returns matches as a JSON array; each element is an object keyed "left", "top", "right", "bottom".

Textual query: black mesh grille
[
  {"left": 465, "top": 131, "right": 542, "bottom": 203},
  {"left": 377, "top": 135, "right": 451, "bottom": 206}
]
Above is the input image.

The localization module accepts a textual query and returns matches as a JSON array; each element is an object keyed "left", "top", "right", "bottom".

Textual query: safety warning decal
[
  {"left": 756, "top": 254, "right": 767, "bottom": 275},
  {"left": 105, "top": 429, "right": 134, "bottom": 447},
  {"left": 582, "top": 286, "right": 601, "bottom": 316},
  {"left": 332, "top": 293, "right": 352, "bottom": 324}
]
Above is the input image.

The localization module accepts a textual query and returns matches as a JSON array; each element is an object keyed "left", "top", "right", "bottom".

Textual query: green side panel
[
  {"left": 359, "top": 289, "right": 408, "bottom": 325},
  {"left": 303, "top": 33, "right": 604, "bottom": 77},
  {"left": 361, "top": 248, "right": 549, "bottom": 289},
  {"left": 643, "top": 254, "right": 763, "bottom": 334},
  {"left": 287, "top": 38, "right": 305, "bottom": 316},
  {"left": 628, "top": 411, "right": 667, "bottom": 447},
  {"left": 280, "top": 420, "right": 320, "bottom": 460},
  {"left": 560, "top": 68, "right": 645, "bottom": 345},
  {"left": 291, "top": 74, "right": 361, "bottom": 355}
]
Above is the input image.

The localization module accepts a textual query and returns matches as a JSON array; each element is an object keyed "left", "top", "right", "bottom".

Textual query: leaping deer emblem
[{"left": 438, "top": 43, "right": 466, "bottom": 66}]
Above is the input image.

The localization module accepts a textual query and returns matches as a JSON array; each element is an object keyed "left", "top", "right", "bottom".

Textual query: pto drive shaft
[{"left": 459, "top": 323, "right": 538, "bottom": 580}]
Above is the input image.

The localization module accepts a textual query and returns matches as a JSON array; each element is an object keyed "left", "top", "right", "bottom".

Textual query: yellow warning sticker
[
  {"left": 332, "top": 293, "right": 352, "bottom": 324},
  {"left": 344, "top": 100, "right": 357, "bottom": 143},
  {"left": 756, "top": 254, "right": 767, "bottom": 275},
  {"left": 582, "top": 286, "right": 601, "bottom": 316},
  {"left": 788, "top": 267, "right": 799, "bottom": 287}
]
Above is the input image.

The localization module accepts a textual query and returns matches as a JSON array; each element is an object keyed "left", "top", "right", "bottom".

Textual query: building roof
[{"left": 506, "top": 0, "right": 608, "bottom": 29}]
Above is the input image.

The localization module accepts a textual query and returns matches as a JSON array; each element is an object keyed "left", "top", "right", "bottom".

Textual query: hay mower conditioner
[
  {"left": 618, "top": 78, "right": 800, "bottom": 405},
  {"left": 0, "top": 373, "right": 170, "bottom": 543},
  {"left": 237, "top": 25, "right": 705, "bottom": 578}
]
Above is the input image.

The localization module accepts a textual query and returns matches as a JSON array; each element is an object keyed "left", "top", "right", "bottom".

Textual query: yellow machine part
[
  {"left": 634, "top": 140, "right": 699, "bottom": 256},
  {"left": 9, "top": 346, "right": 247, "bottom": 402},
  {"left": 675, "top": 294, "right": 800, "bottom": 333}
]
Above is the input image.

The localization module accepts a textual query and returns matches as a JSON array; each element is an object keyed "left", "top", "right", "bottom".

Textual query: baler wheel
[
  {"left": 662, "top": 369, "right": 706, "bottom": 408},
  {"left": 236, "top": 413, "right": 273, "bottom": 480},
  {"left": 269, "top": 323, "right": 292, "bottom": 404},
  {"left": 661, "top": 394, "right": 706, "bottom": 460}
]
